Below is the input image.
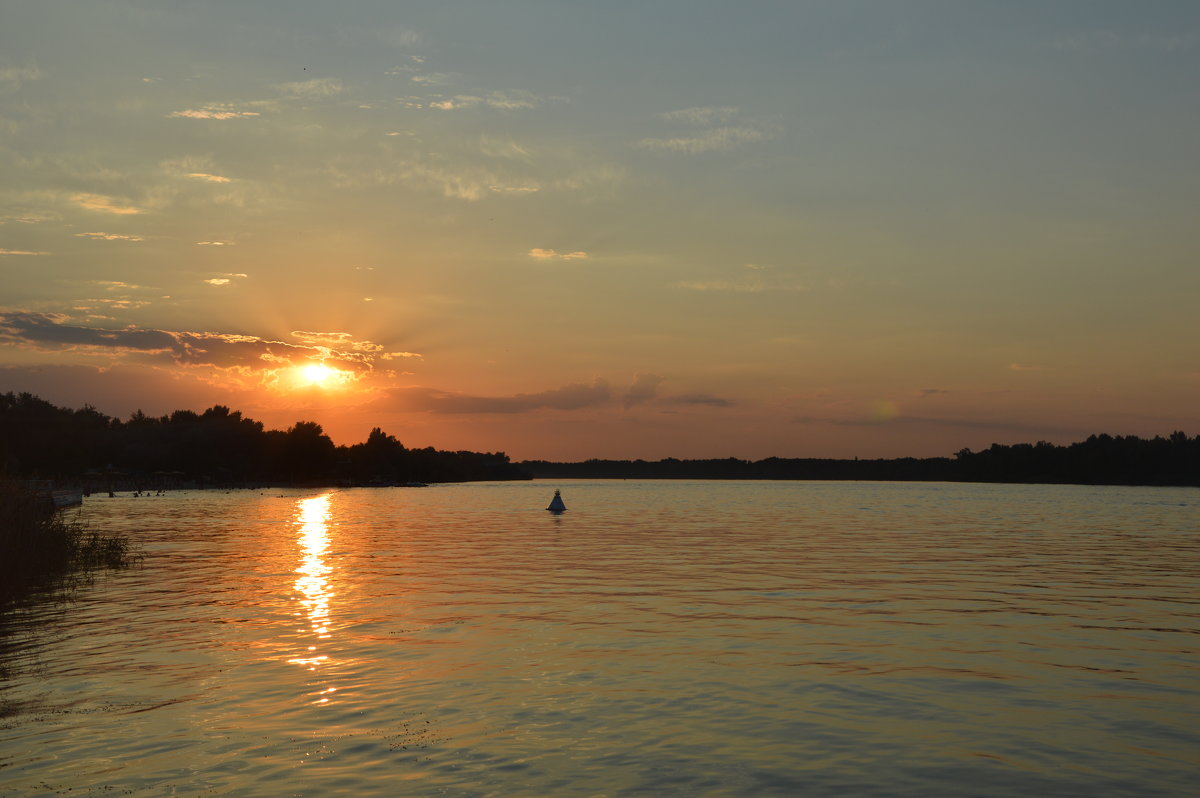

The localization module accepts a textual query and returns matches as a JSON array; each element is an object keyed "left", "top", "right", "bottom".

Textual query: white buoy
[{"left": 547, "top": 489, "right": 566, "bottom": 513}]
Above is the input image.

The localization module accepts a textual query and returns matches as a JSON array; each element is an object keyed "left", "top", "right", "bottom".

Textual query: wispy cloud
[
  {"left": 196, "top": 240, "right": 234, "bottom": 246},
  {"left": 489, "top": 185, "right": 540, "bottom": 194},
  {"left": 204, "top": 273, "right": 247, "bottom": 286},
  {"left": 429, "top": 95, "right": 481, "bottom": 110},
  {"left": 273, "top": 77, "right": 344, "bottom": 98},
  {"left": 659, "top": 106, "right": 739, "bottom": 125},
  {"left": 187, "top": 172, "right": 232, "bottom": 183},
  {"left": 486, "top": 90, "right": 540, "bottom": 110},
  {"left": 1, "top": 212, "right": 58, "bottom": 225},
  {"left": 397, "top": 379, "right": 611, "bottom": 414},
  {"left": 75, "top": 232, "right": 143, "bottom": 241},
  {"left": 479, "top": 136, "right": 532, "bottom": 161},
  {"left": 168, "top": 105, "right": 261, "bottom": 120},
  {"left": 291, "top": 330, "right": 385, "bottom": 353},
  {"left": 0, "top": 65, "right": 43, "bottom": 90},
  {"left": 411, "top": 72, "right": 461, "bottom": 86},
  {"left": 529, "top": 248, "right": 588, "bottom": 261},
  {"left": 0, "top": 248, "right": 47, "bottom": 256},
  {"left": 668, "top": 393, "right": 733, "bottom": 408},
  {"left": 0, "top": 311, "right": 381, "bottom": 374},
  {"left": 641, "top": 105, "right": 776, "bottom": 155},
  {"left": 624, "top": 373, "right": 664, "bottom": 408},
  {"left": 336, "top": 151, "right": 620, "bottom": 202},
  {"left": 87, "top": 280, "right": 147, "bottom": 292},
  {"left": 638, "top": 126, "right": 768, "bottom": 154},
  {"left": 72, "top": 194, "right": 141, "bottom": 215}
]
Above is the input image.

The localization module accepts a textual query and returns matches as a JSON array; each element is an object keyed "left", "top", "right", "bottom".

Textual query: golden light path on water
[{"left": 288, "top": 494, "right": 335, "bottom": 693}]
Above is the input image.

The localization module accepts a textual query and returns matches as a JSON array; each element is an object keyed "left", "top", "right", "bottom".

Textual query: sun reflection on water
[{"left": 289, "top": 494, "right": 334, "bottom": 671}]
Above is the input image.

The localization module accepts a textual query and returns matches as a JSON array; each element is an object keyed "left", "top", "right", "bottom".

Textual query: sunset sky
[{"left": 1, "top": 2, "right": 1197, "bottom": 460}]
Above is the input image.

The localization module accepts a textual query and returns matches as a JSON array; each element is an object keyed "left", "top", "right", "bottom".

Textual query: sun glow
[
  {"left": 302, "top": 363, "right": 335, "bottom": 384},
  {"left": 294, "top": 362, "right": 350, "bottom": 389}
]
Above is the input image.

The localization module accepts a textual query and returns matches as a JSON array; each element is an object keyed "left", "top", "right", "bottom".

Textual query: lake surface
[{"left": 1, "top": 480, "right": 1197, "bottom": 796}]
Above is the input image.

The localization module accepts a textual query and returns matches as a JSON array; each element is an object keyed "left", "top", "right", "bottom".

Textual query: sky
[{"left": 1, "top": 1, "right": 1197, "bottom": 461}]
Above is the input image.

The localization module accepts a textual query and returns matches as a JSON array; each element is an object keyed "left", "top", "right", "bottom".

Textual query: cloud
[
  {"left": 168, "top": 105, "right": 261, "bottom": 120},
  {"left": 0, "top": 65, "right": 43, "bottom": 90},
  {"left": 659, "top": 106, "right": 739, "bottom": 125},
  {"left": 203, "top": 273, "right": 246, "bottom": 286},
  {"left": 341, "top": 151, "right": 620, "bottom": 203},
  {"left": 72, "top": 194, "right": 141, "bottom": 215},
  {"left": 489, "top": 185, "right": 540, "bottom": 194},
  {"left": 638, "top": 126, "right": 768, "bottom": 154},
  {"left": 398, "top": 379, "right": 611, "bottom": 414},
  {"left": 274, "top": 77, "right": 344, "bottom": 98},
  {"left": 0, "top": 248, "right": 47, "bottom": 256},
  {"left": 196, "top": 240, "right": 234, "bottom": 246},
  {"left": 429, "top": 95, "right": 481, "bottom": 110},
  {"left": 291, "top": 330, "right": 384, "bottom": 353},
  {"left": 479, "top": 136, "right": 532, "bottom": 161},
  {"left": 668, "top": 393, "right": 733, "bottom": 408},
  {"left": 410, "top": 72, "right": 461, "bottom": 86},
  {"left": 426, "top": 89, "right": 546, "bottom": 112},
  {"left": 1008, "top": 363, "right": 1049, "bottom": 372},
  {"left": 0, "top": 311, "right": 380, "bottom": 374},
  {"left": 187, "top": 172, "right": 232, "bottom": 183},
  {"left": 486, "top": 90, "right": 540, "bottom": 110},
  {"left": 529, "top": 248, "right": 588, "bottom": 261},
  {"left": 1, "top": 211, "right": 58, "bottom": 225},
  {"left": 624, "top": 373, "right": 664, "bottom": 408},
  {"left": 373, "top": 160, "right": 500, "bottom": 201},
  {"left": 88, "top": 280, "right": 146, "bottom": 291},
  {"left": 75, "top": 232, "right": 143, "bottom": 241}
]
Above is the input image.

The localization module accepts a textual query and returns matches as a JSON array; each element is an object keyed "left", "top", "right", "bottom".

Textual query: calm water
[{"left": 1, "top": 480, "right": 1197, "bottom": 796}]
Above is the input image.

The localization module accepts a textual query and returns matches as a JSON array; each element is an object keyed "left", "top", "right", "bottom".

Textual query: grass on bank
[{"left": 0, "top": 480, "right": 137, "bottom": 603}]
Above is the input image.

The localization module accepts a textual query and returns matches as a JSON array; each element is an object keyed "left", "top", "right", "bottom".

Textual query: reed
[{"left": 0, "top": 480, "right": 136, "bottom": 602}]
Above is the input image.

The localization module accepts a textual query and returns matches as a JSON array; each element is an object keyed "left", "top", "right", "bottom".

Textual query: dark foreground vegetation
[
  {"left": 0, "top": 480, "right": 136, "bottom": 605},
  {"left": 0, "top": 392, "right": 530, "bottom": 488},
  {"left": 524, "top": 432, "right": 1200, "bottom": 487}
]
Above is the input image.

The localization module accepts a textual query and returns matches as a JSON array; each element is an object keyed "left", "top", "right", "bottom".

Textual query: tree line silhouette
[
  {"left": 0, "top": 392, "right": 529, "bottom": 487},
  {"left": 3, "top": 392, "right": 1196, "bottom": 487},
  {"left": 523, "top": 432, "right": 1200, "bottom": 486}
]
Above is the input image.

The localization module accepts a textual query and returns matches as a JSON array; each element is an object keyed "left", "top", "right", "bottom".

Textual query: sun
[
  {"left": 301, "top": 363, "right": 335, "bottom": 385},
  {"left": 298, "top": 363, "right": 339, "bottom": 387}
]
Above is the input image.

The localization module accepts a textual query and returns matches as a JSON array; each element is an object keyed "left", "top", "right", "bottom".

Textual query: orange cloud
[
  {"left": 529, "top": 248, "right": 589, "bottom": 261},
  {"left": 75, "top": 232, "right": 143, "bottom": 241},
  {"left": 72, "top": 194, "right": 141, "bottom": 215},
  {"left": 168, "top": 106, "right": 260, "bottom": 120},
  {"left": 187, "top": 172, "right": 232, "bottom": 183}
]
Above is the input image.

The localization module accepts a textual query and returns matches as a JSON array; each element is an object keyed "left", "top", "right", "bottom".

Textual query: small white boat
[{"left": 546, "top": 489, "right": 566, "bottom": 513}]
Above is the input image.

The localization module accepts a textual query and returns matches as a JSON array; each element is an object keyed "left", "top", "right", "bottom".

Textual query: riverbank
[{"left": 0, "top": 480, "right": 137, "bottom": 604}]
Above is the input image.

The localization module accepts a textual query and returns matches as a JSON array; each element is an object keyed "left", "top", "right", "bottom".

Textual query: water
[{"left": 1, "top": 480, "right": 1196, "bottom": 796}]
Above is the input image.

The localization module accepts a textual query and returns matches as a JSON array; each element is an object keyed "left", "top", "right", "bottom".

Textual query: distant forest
[
  {"left": 523, "top": 432, "right": 1200, "bottom": 487},
  {"left": 3, "top": 392, "right": 1196, "bottom": 488},
  {"left": 0, "top": 392, "right": 529, "bottom": 487}
]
